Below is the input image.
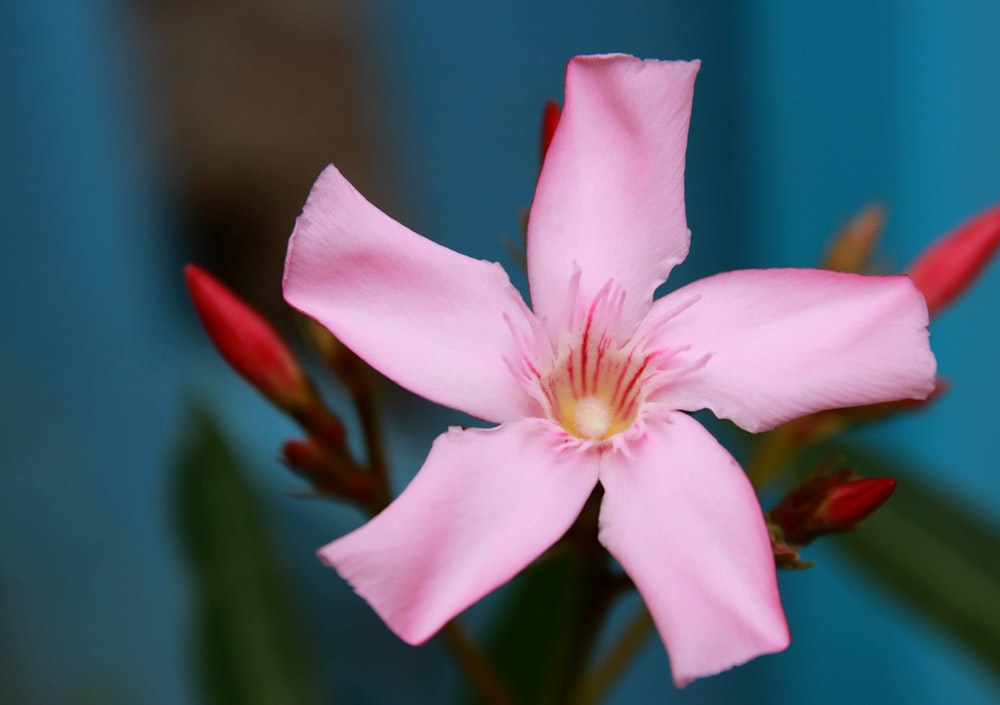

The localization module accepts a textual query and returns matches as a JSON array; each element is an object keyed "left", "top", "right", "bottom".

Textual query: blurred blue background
[{"left": 2, "top": 0, "right": 999, "bottom": 703}]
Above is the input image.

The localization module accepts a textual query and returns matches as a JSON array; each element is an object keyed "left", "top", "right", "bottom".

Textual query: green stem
[
  {"left": 574, "top": 606, "right": 654, "bottom": 705},
  {"left": 441, "top": 620, "right": 521, "bottom": 705}
]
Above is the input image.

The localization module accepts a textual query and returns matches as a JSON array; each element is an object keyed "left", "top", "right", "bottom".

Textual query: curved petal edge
[
  {"left": 284, "top": 165, "right": 538, "bottom": 424},
  {"left": 644, "top": 269, "right": 936, "bottom": 432},
  {"left": 598, "top": 411, "right": 789, "bottom": 685},
  {"left": 527, "top": 55, "right": 699, "bottom": 332},
  {"left": 319, "top": 419, "right": 600, "bottom": 644}
]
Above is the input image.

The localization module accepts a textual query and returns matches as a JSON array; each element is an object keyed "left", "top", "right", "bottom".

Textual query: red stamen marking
[
  {"left": 592, "top": 337, "right": 606, "bottom": 392},
  {"left": 580, "top": 306, "right": 599, "bottom": 396},
  {"left": 619, "top": 352, "right": 656, "bottom": 411},
  {"left": 611, "top": 347, "right": 638, "bottom": 407},
  {"left": 546, "top": 377, "right": 559, "bottom": 409}
]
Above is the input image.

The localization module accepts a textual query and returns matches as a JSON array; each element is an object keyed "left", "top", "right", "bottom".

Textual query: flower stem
[
  {"left": 441, "top": 619, "right": 521, "bottom": 705},
  {"left": 574, "top": 605, "right": 654, "bottom": 705},
  {"left": 351, "top": 375, "right": 390, "bottom": 500}
]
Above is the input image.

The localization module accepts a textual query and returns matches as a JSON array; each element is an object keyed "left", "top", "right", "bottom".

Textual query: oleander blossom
[{"left": 283, "top": 54, "right": 936, "bottom": 685}]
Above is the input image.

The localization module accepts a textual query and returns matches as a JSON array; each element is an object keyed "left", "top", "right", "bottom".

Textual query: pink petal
[
  {"left": 284, "top": 166, "right": 538, "bottom": 424},
  {"left": 527, "top": 55, "right": 699, "bottom": 332},
  {"left": 598, "top": 411, "right": 789, "bottom": 686},
  {"left": 645, "top": 269, "right": 936, "bottom": 432},
  {"left": 319, "top": 419, "right": 599, "bottom": 645}
]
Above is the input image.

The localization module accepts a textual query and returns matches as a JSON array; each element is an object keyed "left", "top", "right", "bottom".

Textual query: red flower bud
[
  {"left": 820, "top": 477, "right": 896, "bottom": 529},
  {"left": 770, "top": 470, "right": 896, "bottom": 545},
  {"left": 540, "top": 100, "right": 561, "bottom": 166},
  {"left": 184, "top": 264, "right": 310, "bottom": 411},
  {"left": 907, "top": 204, "right": 1000, "bottom": 317}
]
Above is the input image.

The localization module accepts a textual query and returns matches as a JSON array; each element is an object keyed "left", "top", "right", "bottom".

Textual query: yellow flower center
[
  {"left": 506, "top": 276, "right": 703, "bottom": 445},
  {"left": 573, "top": 396, "right": 611, "bottom": 438},
  {"left": 543, "top": 345, "right": 648, "bottom": 441}
]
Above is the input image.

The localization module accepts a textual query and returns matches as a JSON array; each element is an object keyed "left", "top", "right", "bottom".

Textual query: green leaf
[
  {"left": 817, "top": 444, "right": 1000, "bottom": 675},
  {"left": 175, "top": 407, "right": 322, "bottom": 705},
  {"left": 460, "top": 552, "right": 585, "bottom": 705}
]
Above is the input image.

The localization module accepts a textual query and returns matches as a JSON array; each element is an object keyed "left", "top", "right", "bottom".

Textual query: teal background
[{"left": 2, "top": 1, "right": 999, "bottom": 702}]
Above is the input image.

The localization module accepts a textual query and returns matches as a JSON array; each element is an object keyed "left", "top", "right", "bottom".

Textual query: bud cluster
[{"left": 184, "top": 265, "right": 388, "bottom": 511}]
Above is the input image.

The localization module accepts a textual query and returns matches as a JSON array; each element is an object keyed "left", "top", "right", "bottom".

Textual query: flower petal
[
  {"left": 645, "top": 269, "right": 936, "bottom": 432},
  {"left": 319, "top": 419, "right": 599, "bottom": 645},
  {"left": 527, "top": 55, "right": 698, "bottom": 331},
  {"left": 284, "top": 166, "right": 538, "bottom": 424},
  {"left": 598, "top": 411, "right": 789, "bottom": 686}
]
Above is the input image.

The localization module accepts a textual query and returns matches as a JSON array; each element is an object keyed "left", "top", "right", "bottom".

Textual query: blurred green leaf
[
  {"left": 461, "top": 552, "right": 585, "bottom": 705},
  {"left": 175, "top": 407, "right": 322, "bottom": 705},
  {"left": 817, "top": 444, "right": 1000, "bottom": 676}
]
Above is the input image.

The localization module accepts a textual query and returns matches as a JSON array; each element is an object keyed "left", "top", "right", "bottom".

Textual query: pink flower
[{"left": 283, "top": 54, "right": 936, "bottom": 685}]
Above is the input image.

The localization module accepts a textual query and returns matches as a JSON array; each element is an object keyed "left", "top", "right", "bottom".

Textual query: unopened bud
[
  {"left": 821, "top": 477, "right": 896, "bottom": 528},
  {"left": 540, "top": 100, "right": 561, "bottom": 166},
  {"left": 908, "top": 204, "right": 1000, "bottom": 317},
  {"left": 769, "top": 470, "right": 896, "bottom": 545},
  {"left": 185, "top": 264, "right": 310, "bottom": 411},
  {"left": 823, "top": 203, "right": 885, "bottom": 273}
]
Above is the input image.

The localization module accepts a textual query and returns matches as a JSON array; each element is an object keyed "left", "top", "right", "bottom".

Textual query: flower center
[
  {"left": 573, "top": 396, "right": 611, "bottom": 438},
  {"left": 543, "top": 344, "right": 649, "bottom": 440},
  {"left": 504, "top": 275, "right": 704, "bottom": 446}
]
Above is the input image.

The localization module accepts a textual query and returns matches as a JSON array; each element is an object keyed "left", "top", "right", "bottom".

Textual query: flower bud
[
  {"left": 769, "top": 470, "right": 896, "bottom": 545},
  {"left": 540, "top": 100, "right": 561, "bottom": 166},
  {"left": 821, "top": 477, "right": 896, "bottom": 529},
  {"left": 184, "top": 264, "right": 310, "bottom": 411},
  {"left": 907, "top": 204, "right": 1000, "bottom": 317}
]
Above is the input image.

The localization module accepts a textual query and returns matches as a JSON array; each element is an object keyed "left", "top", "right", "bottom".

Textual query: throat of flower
[
  {"left": 572, "top": 395, "right": 613, "bottom": 440},
  {"left": 506, "top": 276, "right": 698, "bottom": 445},
  {"left": 547, "top": 348, "right": 644, "bottom": 441}
]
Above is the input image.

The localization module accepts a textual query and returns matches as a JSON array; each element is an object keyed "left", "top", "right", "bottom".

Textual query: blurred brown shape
[
  {"left": 822, "top": 202, "right": 885, "bottom": 273},
  {"left": 144, "top": 0, "right": 388, "bottom": 323}
]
